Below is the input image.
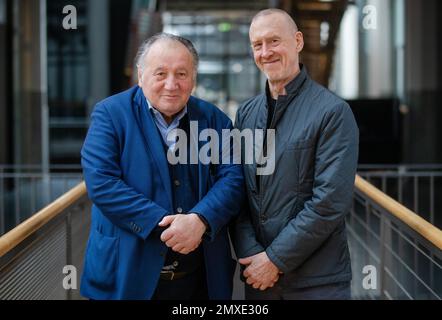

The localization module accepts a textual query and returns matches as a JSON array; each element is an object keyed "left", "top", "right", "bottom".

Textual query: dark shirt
[
  {"left": 256, "top": 85, "right": 277, "bottom": 188},
  {"left": 266, "top": 88, "right": 277, "bottom": 129}
]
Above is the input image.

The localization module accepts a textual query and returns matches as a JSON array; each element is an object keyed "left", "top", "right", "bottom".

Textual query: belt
[{"left": 159, "top": 270, "right": 188, "bottom": 281}]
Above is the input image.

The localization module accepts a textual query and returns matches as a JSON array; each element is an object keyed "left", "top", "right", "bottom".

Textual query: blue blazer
[{"left": 80, "top": 86, "right": 244, "bottom": 299}]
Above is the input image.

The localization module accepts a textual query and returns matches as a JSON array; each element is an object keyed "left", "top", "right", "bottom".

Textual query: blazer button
[
  {"left": 176, "top": 207, "right": 183, "bottom": 214},
  {"left": 132, "top": 223, "right": 141, "bottom": 233}
]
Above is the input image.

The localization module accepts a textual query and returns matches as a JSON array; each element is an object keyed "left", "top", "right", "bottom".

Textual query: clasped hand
[
  {"left": 158, "top": 213, "right": 206, "bottom": 254},
  {"left": 239, "top": 251, "right": 280, "bottom": 291}
]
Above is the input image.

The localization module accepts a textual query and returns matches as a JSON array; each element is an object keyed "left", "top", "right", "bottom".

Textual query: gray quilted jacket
[{"left": 231, "top": 65, "right": 359, "bottom": 289}]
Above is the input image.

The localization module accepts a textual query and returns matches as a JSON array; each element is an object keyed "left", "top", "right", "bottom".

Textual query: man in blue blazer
[{"left": 80, "top": 33, "right": 244, "bottom": 300}]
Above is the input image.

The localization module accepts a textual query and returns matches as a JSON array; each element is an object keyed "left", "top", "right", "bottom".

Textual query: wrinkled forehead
[
  {"left": 144, "top": 39, "right": 194, "bottom": 68},
  {"left": 147, "top": 39, "right": 188, "bottom": 58}
]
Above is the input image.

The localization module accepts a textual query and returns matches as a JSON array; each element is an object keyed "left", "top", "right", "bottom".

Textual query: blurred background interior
[{"left": 0, "top": 0, "right": 441, "bottom": 300}]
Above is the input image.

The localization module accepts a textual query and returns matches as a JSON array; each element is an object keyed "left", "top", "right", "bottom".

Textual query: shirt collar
[{"left": 146, "top": 98, "right": 188, "bottom": 130}]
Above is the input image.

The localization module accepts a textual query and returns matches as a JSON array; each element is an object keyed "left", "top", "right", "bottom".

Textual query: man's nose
[
  {"left": 164, "top": 76, "right": 178, "bottom": 90},
  {"left": 261, "top": 43, "right": 273, "bottom": 59}
]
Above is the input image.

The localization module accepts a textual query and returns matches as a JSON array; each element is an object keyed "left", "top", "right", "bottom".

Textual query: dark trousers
[
  {"left": 245, "top": 281, "right": 351, "bottom": 300},
  {"left": 152, "top": 267, "right": 209, "bottom": 300}
]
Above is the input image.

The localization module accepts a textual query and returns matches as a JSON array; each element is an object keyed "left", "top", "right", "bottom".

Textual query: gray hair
[
  {"left": 135, "top": 32, "right": 199, "bottom": 77},
  {"left": 251, "top": 8, "right": 298, "bottom": 32}
]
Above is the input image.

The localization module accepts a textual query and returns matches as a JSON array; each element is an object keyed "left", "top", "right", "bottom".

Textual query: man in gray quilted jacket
[{"left": 231, "top": 8, "right": 359, "bottom": 299}]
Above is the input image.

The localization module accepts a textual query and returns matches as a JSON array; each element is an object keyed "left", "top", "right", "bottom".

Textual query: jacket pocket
[
  {"left": 84, "top": 228, "right": 119, "bottom": 290},
  {"left": 286, "top": 137, "right": 315, "bottom": 150},
  {"left": 289, "top": 139, "right": 316, "bottom": 185}
]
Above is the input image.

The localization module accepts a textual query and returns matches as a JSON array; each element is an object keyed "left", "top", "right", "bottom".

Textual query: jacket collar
[
  {"left": 133, "top": 87, "right": 173, "bottom": 208},
  {"left": 264, "top": 63, "right": 308, "bottom": 100},
  {"left": 284, "top": 63, "right": 308, "bottom": 96},
  {"left": 263, "top": 64, "right": 309, "bottom": 129}
]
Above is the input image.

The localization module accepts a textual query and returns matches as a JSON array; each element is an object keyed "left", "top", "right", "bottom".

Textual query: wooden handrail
[
  {"left": 0, "top": 181, "right": 87, "bottom": 257},
  {"left": 1, "top": 176, "right": 440, "bottom": 258},
  {"left": 355, "top": 175, "right": 442, "bottom": 250}
]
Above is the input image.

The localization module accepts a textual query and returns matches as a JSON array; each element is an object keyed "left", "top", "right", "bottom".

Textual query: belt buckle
[{"left": 161, "top": 270, "right": 175, "bottom": 281}]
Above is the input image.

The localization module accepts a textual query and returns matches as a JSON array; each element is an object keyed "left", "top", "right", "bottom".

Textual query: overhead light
[{"left": 218, "top": 22, "right": 232, "bottom": 32}]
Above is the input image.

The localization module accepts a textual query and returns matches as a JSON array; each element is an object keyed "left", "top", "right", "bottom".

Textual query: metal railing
[
  {"left": 0, "top": 165, "right": 83, "bottom": 236},
  {"left": 0, "top": 182, "right": 90, "bottom": 300},
  {"left": 0, "top": 168, "right": 441, "bottom": 300},
  {"left": 348, "top": 175, "right": 442, "bottom": 300},
  {"left": 358, "top": 164, "right": 442, "bottom": 228}
]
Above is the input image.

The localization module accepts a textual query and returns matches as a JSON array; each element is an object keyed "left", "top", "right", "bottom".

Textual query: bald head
[
  {"left": 248, "top": 8, "right": 304, "bottom": 97},
  {"left": 251, "top": 8, "right": 298, "bottom": 33}
]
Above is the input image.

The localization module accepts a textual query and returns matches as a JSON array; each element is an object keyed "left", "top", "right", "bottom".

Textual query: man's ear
[
  {"left": 137, "top": 69, "right": 143, "bottom": 86},
  {"left": 295, "top": 31, "right": 304, "bottom": 53}
]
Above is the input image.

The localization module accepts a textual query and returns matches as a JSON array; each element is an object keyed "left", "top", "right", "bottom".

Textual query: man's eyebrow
[
  {"left": 266, "top": 35, "right": 281, "bottom": 41},
  {"left": 251, "top": 35, "right": 280, "bottom": 44},
  {"left": 152, "top": 66, "right": 165, "bottom": 73}
]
